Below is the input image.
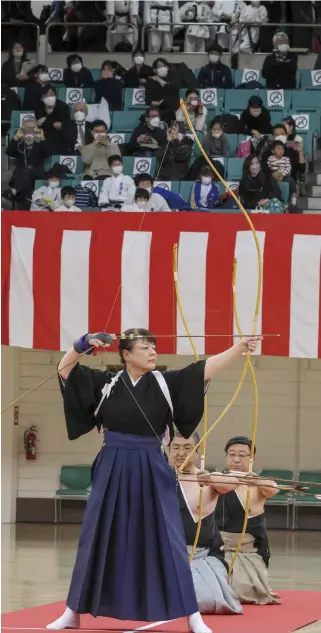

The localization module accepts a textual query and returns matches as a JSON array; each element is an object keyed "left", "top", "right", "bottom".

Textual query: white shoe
[
  {"left": 46, "top": 607, "right": 80, "bottom": 630},
  {"left": 188, "top": 612, "right": 212, "bottom": 633}
]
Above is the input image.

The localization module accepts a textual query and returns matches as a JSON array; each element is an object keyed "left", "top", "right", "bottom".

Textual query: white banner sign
[
  {"left": 132, "top": 88, "right": 146, "bottom": 106},
  {"left": 311, "top": 70, "right": 321, "bottom": 87},
  {"left": 133, "top": 157, "right": 152, "bottom": 175},
  {"left": 109, "top": 133, "right": 125, "bottom": 145},
  {"left": 66, "top": 87, "right": 84, "bottom": 105},
  {"left": 242, "top": 69, "right": 260, "bottom": 84},
  {"left": 48, "top": 67, "right": 64, "bottom": 82},
  {"left": 200, "top": 88, "right": 217, "bottom": 106},
  {"left": 267, "top": 89, "right": 284, "bottom": 108},
  {"left": 292, "top": 113, "right": 310, "bottom": 132}
]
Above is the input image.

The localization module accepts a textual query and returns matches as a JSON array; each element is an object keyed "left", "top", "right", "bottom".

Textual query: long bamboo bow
[
  {"left": 173, "top": 243, "right": 207, "bottom": 562},
  {"left": 178, "top": 99, "right": 263, "bottom": 576}
]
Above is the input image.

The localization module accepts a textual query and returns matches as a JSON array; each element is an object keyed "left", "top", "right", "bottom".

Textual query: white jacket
[
  {"left": 99, "top": 174, "right": 136, "bottom": 207},
  {"left": 31, "top": 185, "right": 61, "bottom": 211}
]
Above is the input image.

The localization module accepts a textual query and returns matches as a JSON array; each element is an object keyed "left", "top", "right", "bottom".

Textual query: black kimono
[{"left": 60, "top": 361, "right": 207, "bottom": 621}]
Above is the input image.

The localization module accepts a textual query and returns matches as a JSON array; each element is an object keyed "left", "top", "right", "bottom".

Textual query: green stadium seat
[
  {"left": 179, "top": 181, "right": 193, "bottom": 201},
  {"left": 292, "top": 91, "right": 321, "bottom": 113},
  {"left": 10, "top": 110, "right": 35, "bottom": 129},
  {"left": 56, "top": 86, "right": 93, "bottom": 105},
  {"left": 54, "top": 465, "right": 92, "bottom": 523},
  {"left": 91, "top": 68, "right": 101, "bottom": 81},
  {"left": 279, "top": 181, "right": 290, "bottom": 204},
  {"left": 124, "top": 88, "right": 147, "bottom": 109},
  {"left": 11, "top": 86, "right": 25, "bottom": 103},
  {"left": 292, "top": 470, "right": 321, "bottom": 529},
  {"left": 260, "top": 469, "right": 294, "bottom": 529},
  {"left": 48, "top": 154, "right": 84, "bottom": 174},
  {"left": 112, "top": 109, "right": 145, "bottom": 132},
  {"left": 123, "top": 156, "right": 156, "bottom": 177},
  {"left": 225, "top": 89, "right": 260, "bottom": 113},
  {"left": 227, "top": 157, "right": 244, "bottom": 180},
  {"left": 300, "top": 69, "right": 321, "bottom": 90},
  {"left": 270, "top": 110, "right": 286, "bottom": 126},
  {"left": 227, "top": 134, "right": 239, "bottom": 156},
  {"left": 259, "top": 89, "right": 292, "bottom": 112},
  {"left": 234, "top": 69, "right": 264, "bottom": 86}
]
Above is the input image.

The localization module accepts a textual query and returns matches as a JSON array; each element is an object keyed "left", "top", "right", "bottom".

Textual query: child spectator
[
  {"left": 31, "top": 170, "right": 61, "bottom": 211},
  {"left": 121, "top": 188, "right": 151, "bottom": 211},
  {"left": 98, "top": 155, "right": 135, "bottom": 209},
  {"left": 267, "top": 141, "right": 297, "bottom": 207},
  {"left": 189, "top": 166, "right": 219, "bottom": 210},
  {"left": 56, "top": 186, "right": 82, "bottom": 211}
]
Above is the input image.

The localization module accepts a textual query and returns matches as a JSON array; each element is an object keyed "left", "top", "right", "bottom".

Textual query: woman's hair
[
  {"left": 283, "top": 116, "right": 296, "bottom": 140},
  {"left": 199, "top": 165, "right": 212, "bottom": 178},
  {"left": 42, "top": 84, "right": 57, "bottom": 96},
  {"left": 66, "top": 53, "right": 83, "bottom": 67},
  {"left": 118, "top": 328, "right": 156, "bottom": 364},
  {"left": 242, "top": 155, "right": 261, "bottom": 176},
  {"left": 185, "top": 88, "right": 199, "bottom": 98},
  {"left": 10, "top": 41, "right": 27, "bottom": 60},
  {"left": 152, "top": 57, "right": 169, "bottom": 70}
]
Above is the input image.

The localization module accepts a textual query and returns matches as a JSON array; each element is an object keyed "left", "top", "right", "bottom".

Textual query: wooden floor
[{"left": 2, "top": 525, "right": 321, "bottom": 631}]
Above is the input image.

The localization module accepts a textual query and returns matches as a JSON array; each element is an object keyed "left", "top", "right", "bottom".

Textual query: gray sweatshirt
[{"left": 203, "top": 133, "right": 230, "bottom": 158}]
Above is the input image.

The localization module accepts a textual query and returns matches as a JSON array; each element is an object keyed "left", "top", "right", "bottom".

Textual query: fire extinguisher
[{"left": 24, "top": 426, "right": 38, "bottom": 461}]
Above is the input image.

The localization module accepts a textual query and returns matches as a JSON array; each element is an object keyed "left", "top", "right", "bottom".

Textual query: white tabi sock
[
  {"left": 188, "top": 611, "right": 212, "bottom": 633},
  {"left": 46, "top": 607, "right": 80, "bottom": 630}
]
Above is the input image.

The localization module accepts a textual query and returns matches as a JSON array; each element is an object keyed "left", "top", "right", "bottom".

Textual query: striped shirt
[
  {"left": 74, "top": 185, "right": 98, "bottom": 209},
  {"left": 267, "top": 155, "right": 291, "bottom": 176}
]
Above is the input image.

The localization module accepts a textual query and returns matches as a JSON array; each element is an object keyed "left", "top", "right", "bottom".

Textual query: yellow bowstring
[
  {"left": 177, "top": 100, "right": 263, "bottom": 574},
  {"left": 173, "top": 243, "right": 207, "bottom": 562}
]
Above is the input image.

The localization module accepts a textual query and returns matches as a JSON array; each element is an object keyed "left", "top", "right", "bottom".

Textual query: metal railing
[
  {"left": 1, "top": 22, "right": 40, "bottom": 64},
  {"left": 140, "top": 21, "right": 232, "bottom": 56}
]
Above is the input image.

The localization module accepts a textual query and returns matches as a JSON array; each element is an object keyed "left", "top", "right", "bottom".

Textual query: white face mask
[
  {"left": 24, "top": 133, "right": 34, "bottom": 140},
  {"left": 278, "top": 43, "right": 289, "bottom": 53},
  {"left": 212, "top": 131, "right": 222, "bottom": 138},
  {"left": 64, "top": 199, "right": 75, "bottom": 207},
  {"left": 71, "top": 63, "right": 82, "bottom": 72},
  {"left": 202, "top": 176, "right": 212, "bottom": 185},
  {"left": 112, "top": 165, "right": 123, "bottom": 175},
  {"left": 275, "top": 135, "right": 287, "bottom": 144},
  {"left": 157, "top": 67, "right": 168, "bottom": 78},
  {"left": 134, "top": 56, "right": 144, "bottom": 65},
  {"left": 136, "top": 200, "right": 147, "bottom": 209},
  {"left": 48, "top": 181, "right": 59, "bottom": 188},
  {"left": 144, "top": 187, "right": 152, "bottom": 194},
  {"left": 209, "top": 54, "right": 220, "bottom": 63},
  {"left": 13, "top": 50, "right": 23, "bottom": 58},
  {"left": 39, "top": 73, "right": 49, "bottom": 82},
  {"left": 190, "top": 99, "right": 199, "bottom": 106},
  {"left": 74, "top": 111, "right": 86, "bottom": 122},
  {"left": 44, "top": 96, "right": 56, "bottom": 107},
  {"left": 149, "top": 116, "right": 160, "bottom": 128},
  {"left": 94, "top": 132, "right": 106, "bottom": 140}
]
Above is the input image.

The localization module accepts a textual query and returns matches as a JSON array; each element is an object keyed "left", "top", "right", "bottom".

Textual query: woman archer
[{"left": 47, "top": 328, "right": 260, "bottom": 630}]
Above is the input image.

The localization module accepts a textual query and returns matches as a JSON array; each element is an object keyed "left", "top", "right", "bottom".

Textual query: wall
[{"left": 2, "top": 347, "right": 320, "bottom": 509}]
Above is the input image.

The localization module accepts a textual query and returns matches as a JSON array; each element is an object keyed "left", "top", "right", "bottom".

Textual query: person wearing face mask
[
  {"left": 106, "top": 0, "right": 139, "bottom": 52},
  {"left": 98, "top": 155, "right": 135, "bottom": 209},
  {"left": 144, "top": 0, "right": 180, "bottom": 53},
  {"left": 1, "top": 41, "right": 33, "bottom": 87},
  {"left": 198, "top": 45, "right": 233, "bottom": 89},
  {"left": 189, "top": 166, "right": 219, "bottom": 210},
  {"left": 55, "top": 186, "right": 82, "bottom": 212},
  {"left": 239, "top": 155, "right": 281, "bottom": 211},
  {"left": 35, "top": 85, "right": 70, "bottom": 154},
  {"left": 176, "top": 89, "right": 207, "bottom": 134},
  {"left": 156, "top": 125, "right": 194, "bottom": 181},
  {"left": 81, "top": 120, "right": 121, "bottom": 180},
  {"left": 230, "top": 0, "right": 268, "bottom": 55},
  {"left": 127, "top": 107, "right": 167, "bottom": 157},
  {"left": 120, "top": 187, "right": 151, "bottom": 211},
  {"left": 261, "top": 124, "right": 306, "bottom": 187},
  {"left": 5, "top": 118, "right": 51, "bottom": 209},
  {"left": 31, "top": 169, "right": 62, "bottom": 211},
  {"left": 203, "top": 119, "right": 230, "bottom": 159},
  {"left": 23, "top": 65, "right": 50, "bottom": 111},
  {"left": 262, "top": 32, "right": 298, "bottom": 90},
  {"left": 146, "top": 58, "right": 179, "bottom": 124},
  {"left": 179, "top": 1, "right": 220, "bottom": 53},
  {"left": 282, "top": 117, "right": 307, "bottom": 197},
  {"left": 94, "top": 61, "right": 124, "bottom": 111},
  {"left": 134, "top": 174, "right": 186, "bottom": 210},
  {"left": 239, "top": 96, "right": 272, "bottom": 137},
  {"left": 66, "top": 102, "right": 92, "bottom": 153},
  {"left": 63, "top": 54, "right": 94, "bottom": 88},
  {"left": 124, "top": 51, "right": 153, "bottom": 88}
]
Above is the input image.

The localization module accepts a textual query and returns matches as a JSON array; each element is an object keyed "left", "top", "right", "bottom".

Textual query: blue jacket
[
  {"left": 153, "top": 186, "right": 190, "bottom": 210},
  {"left": 189, "top": 180, "right": 219, "bottom": 210}
]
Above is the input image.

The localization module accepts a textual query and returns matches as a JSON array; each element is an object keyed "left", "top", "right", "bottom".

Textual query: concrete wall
[{"left": 2, "top": 345, "right": 321, "bottom": 522}]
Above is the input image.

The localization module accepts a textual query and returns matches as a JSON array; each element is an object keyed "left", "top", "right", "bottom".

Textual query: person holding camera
[
  {"left": 80, "top": 120, "right": 121, "bottom": 179},
  {"left": 127, "top": 107, "right": 167, "bottom": 157},
  {"left": 176, "top": 89, "right": 207, "bottom": 134}
]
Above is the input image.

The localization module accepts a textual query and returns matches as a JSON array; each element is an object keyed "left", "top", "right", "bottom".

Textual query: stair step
[
  {"left": 317, "top": 174, "right": 321, "bottom": 185},
  {"left": 308, "top": 197, "right": 321, "bottom": 210},
  {"left": 303, "top": 209, "right": 321, "bottom": 214},
  {"left": 312, "top": 186, "right": 321, "bottom": 196}
]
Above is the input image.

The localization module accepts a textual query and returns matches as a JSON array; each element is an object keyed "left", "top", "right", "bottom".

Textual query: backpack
[{"left": 213, "top": 114, "right": 241, "bottom": 134}]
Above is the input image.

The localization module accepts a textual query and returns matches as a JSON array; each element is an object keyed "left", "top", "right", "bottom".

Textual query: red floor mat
[{"left": 2, "top": 591, "right": 321, "bottom": 633}]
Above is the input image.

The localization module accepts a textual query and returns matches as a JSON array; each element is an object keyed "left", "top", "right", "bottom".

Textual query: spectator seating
[
  {"left": 54, "top": 465, "right": 92, "bottom": 523},
  {"left": 292, "top": 470, "right": 321, "bottom": 529}
]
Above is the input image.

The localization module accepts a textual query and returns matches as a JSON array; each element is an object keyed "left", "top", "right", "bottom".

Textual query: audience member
[
  {"left": 98, "top": 155, "right": 135, "bottom": 209},
  {"left": 5, "top": 118, "right": 50, "bottom": 209},
  {"left": 74, "top": 183, "right": 98, "bottom": 210},
  {"left": 261, "top": 124, "right": 306, "bottom": 185},
  {"left": 81, "top": 120, "right": 121, "bottom": 179},
  {"left": 179, "top": 1, "right": 219, "bottom": 53},
  {"left": 176, "top": 89, "right": 207, "bottom": 133},
  {"left": 198, "top": 45, "right": 233, "bottom": 89},
  {"left": 156, "top": 125, "right": 193, "bottom": 180},
  {"left": 23, "top": 64, "right": 50, "bottom": 111},
  {"left": 55, "top": 186, "right": 82, "bottom": 212},
  {"left": 262, "top": 32, "right": 298, "bottom": 89},
  {"left": 1, "top": 41, "right": 32, "bottom": 87},
  {"left": 231, "top": 0, "right": 268, "bottom": 54},
  {"left": 144, "top": 0, "right": 180, "bottom": 53},
  {"left": 127, "top": 107, "right": 167, "bottom": 157},
  {"left": 63, "top": 54, "right": 94, "bottom": 87},
  {"left": 189, "top": 165, "right": 219, "bottom": 210},
  {"left": 66, "top": 102, "right": 92, "bottom": 153},
  {"left": 134, "top": 174, "right": 171, "bottom": 211},
  {"left": 106, "top": 0, "right": 139, "bottom": 52},
  {"left": 134, "top": 174, "right": 187, "bottom": 210},
  {"left": 239, "top": 96, "right": 272, "bottom": 136},
  {"left": 239, "top": 155, "right": 281, "bottom": 210},
  {"left": 94, "top": 61, "right": 124, "bottom": 111},
  {"left": 267, "top": 140, "right": 297, "bottom": 207},
  {"left": 1, "top": 85, "right": 21, "bottom": 136},
  {"left": 31, "top": 169, "right": 61, "bottom": 211},
  {"left": 121, "top": 187, "right": 151, "bottom": 211},
  {"left": 282, "top": 116, "right": 307, "bottom": 196},
  {"left": 124, "top": 50, "right": 153, "bottom": 87},
  {"left": 203, "top": 119, "right": 230, "bottom": 158},
  {"left": 35, "top": 85, "right": 70, "bottom": 154},
  {"left": 145, "top": 58, "right": 180, "bottom": 123}
]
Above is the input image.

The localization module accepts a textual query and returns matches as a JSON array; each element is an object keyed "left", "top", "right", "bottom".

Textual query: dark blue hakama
[{"left": 60, "top": 362, "right": 207, "bottom": 621}]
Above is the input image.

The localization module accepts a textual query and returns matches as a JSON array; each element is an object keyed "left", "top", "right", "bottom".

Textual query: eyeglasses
[{"left": 227, "top": 452, "right": 251, "bottom": 460}]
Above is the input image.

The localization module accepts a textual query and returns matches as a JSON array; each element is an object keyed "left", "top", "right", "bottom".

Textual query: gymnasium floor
[{"left": 2, "top": 524, "right": 321, "bottom": 632}]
